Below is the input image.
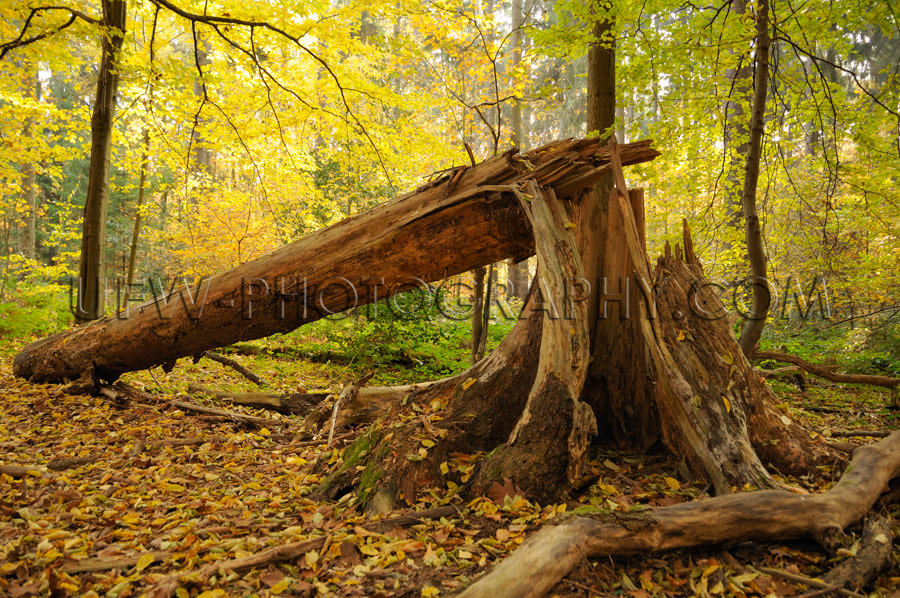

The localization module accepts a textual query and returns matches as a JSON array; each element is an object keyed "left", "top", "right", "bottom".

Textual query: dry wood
[
  {"left": 754, "top": 351, "right": 900, "bottom": 391},
  {"left": 820, "top": 515, "right": 892, "bottom": 592},
  {"left": 758, "top": 567, "right": 866, "bottom": 598},
  {"left": 63, "top": 550, "right": 170, "bottom": 574},
  {"left": 202, "top": 350, "right": 266, "bottom": 386},
  {"left": 188, "top": 384, "right": 327, "bottom": 416},
  {"left": 456, "top": 431, "right": 900, "bottom": 598},
  {"left": 47, "top": 455, "right": 98, "bottom": 471},
  {"left": 0, "top": 464, "right": 44, "bottom": 477},
  {"left": 148, "top": 506, "right": 458, "bottom": 595},
  {"left": 469, "top": 181, "right": 596, "bottom": 500},
  {"left": 167, "top": 399, "right": 280, "bottom": 427},
  {"left": 14, "top": 139, "right": 659, "bottom": 384},
  {"left": 830, "top": 429, "right": 892, "bottom": 438}
]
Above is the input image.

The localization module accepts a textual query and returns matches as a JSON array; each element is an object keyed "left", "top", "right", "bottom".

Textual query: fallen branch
[
  {"left": 188, "top": 384, "right": 326, "bottom": 416},
  {"left": 202, "top": 350, "right": 267, "bottom": 386},
  {"left": 168, "top": 398, "right": 280, "bottom": 427},
  {"left": 47, "top": 455, "right": 98, "bottom": 471},
  {"left": 830, "top": 430, "right": 892, "bottom": 438},
  {"left": 456, "top": 431, "right": 900, "bottom": 598},
  {"left": 0, "top": 464, "right": 44, "bottom": 478},
  {"left": 758, "top": 567, "right": 866, "bottom": 598},
  {"left": 753, "top": 351, "right": 899, "bottom": 392},
  {"left": 112, "top": 382, "right": 283, "bottom": 428},
  {"left": 63, "top": 550, "right": 171, "bottom": 574},
  {"left": 149, "top": 505, "right": 458, "bottom": 595}
]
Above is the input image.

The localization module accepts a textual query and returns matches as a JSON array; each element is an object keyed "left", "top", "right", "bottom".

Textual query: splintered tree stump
[{"left": 316, "top": 135, "right": 832, "bottom": 512}]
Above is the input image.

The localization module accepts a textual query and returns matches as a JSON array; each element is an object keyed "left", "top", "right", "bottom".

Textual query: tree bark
[
  {"left": 122, "top": 127, "right": 150, "bottom": 307},
  {"left": 18, "top": 73, "right": 39, "bottom": 260},
  {"left": 14, "top": 139, "right": 659, "bottom": 383},
  {"left": 457, "top": 431, "right": 900, "bottom": 598},
  {"left": 76, "top": 0, "right": 127, "bottom": 323},
  {"left": 737, "top": 0, "right": 771, "bottom": 356}
]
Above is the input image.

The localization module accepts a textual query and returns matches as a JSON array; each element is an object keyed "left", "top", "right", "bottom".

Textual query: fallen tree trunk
[
  {"left": 456, "top": 431, "right": 900, "bottom": 598},
  {"left": 13, "top": 139, "right": 658, "bottom": 384}
]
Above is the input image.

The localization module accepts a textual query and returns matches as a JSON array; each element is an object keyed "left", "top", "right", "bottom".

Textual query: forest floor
[{"left": 0, "top": 334, "right": 898, "bottom": 598}]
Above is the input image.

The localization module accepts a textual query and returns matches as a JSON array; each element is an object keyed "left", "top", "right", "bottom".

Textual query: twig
[
  {"left": 756, "top": 567, "right": 866, "bottom": 598},
  {"left": 203, "top": 350, "right": 266, "bottom": 386},
  {"left": 830, "top": 430, "right": 891, "bottom": 439}
]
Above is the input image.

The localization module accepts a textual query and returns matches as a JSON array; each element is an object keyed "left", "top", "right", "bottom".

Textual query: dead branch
[
  {"left": 758, "top": 567, "right": 866, "bottom": 598},
  {"left": 456, "top": 431, "right": 900, "bottom": 598},
  {"left": 149, "top": 506, "right": 459, "bottom": 595},
  {"left": 754, "top": 350, "right": 899, "bottom": 391},
  {"left": 0, "top": 464, "right": 44, "bottom": 478},
  {"left": 830, "top": 430, "right": 892, "bottom": 438},
  {"left": 202, "top": 350, "right": 266, "bottom": 386}
]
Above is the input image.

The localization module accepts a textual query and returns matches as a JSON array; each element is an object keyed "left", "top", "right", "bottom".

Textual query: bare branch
[{"left": 0, "top": 6, "right": 99, "bottom": 59}]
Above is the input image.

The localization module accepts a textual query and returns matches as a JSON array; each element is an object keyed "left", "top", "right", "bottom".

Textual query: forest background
[{"left": 0, "top": 0, "right": 898, "bottom": 378}]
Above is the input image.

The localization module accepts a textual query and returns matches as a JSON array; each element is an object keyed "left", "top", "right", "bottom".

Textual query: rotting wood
[
  {"left": 820, "top": 515, "right": 892, "bottom": 593},
  {"left": 455, "top": 431, "right": 900, "bottom": 598}
]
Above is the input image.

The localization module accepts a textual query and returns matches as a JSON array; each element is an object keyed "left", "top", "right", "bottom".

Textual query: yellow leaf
[
  {"left": 677, "top": 330, "right": 685, "bottom": 341},
  {"left": 258, "top": 428, "right": 271, "bottom": 436},
  {"left": 722, "top": 396, "right": 731, "bottom": 413},
  {"left": 135, "top": 552, "right": 155, "bottom": 572},
  {"left": 664, "top": 477, "right": 681, "bottom": 490},
  {"left": 461, "top": 378, "right": 477, "bottom": 390},
  {"left": 305, "top": 550, "right": 319, "bottom": 568},
  {"left": 176, "top": 589, "right": 190, "bottom": 598},
  {"left": 439, "top": 461, "right": 449, "bottom": 475},
  {"left": 422, "top": 585, "right": 441, "bottom": 597},
  {"left": 723, "top": 352, "right": 733, "bottom": 365},
  {"left": 421, "top": 439, "right": 435, "bottom": 448},
  {"left": 270, "top": 579, "right": 290, "bottom": 594}
]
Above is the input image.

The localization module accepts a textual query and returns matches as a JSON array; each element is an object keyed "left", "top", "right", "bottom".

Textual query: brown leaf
[
  {"left": 259, "top": 568, "right": 284, "bottom": 587},
  {"left": 486, "top": 477, "right": 525, "bottom": 504}
]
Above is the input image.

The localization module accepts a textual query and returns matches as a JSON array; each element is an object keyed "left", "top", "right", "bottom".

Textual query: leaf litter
[{"left": 0, "top": 355, "right": 897, "bottom": 596}]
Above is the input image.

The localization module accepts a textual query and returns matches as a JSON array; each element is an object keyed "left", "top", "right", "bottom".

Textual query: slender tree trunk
[
  {"left": 76, "top": 0, "right": 127, "bottom": 323},
  {"left": 737, "top": 0, "right": 771, "bottom": 357},
  {"left": 471, "top": 266, "right": 487, "bottom": 363},
  {"left": 122, "top": 127, "right": 150, "bottom": 307},
  {"left": 722, "top": 0, "right": 753, "bottom": 257},
  {"left": 18, "top": 72, "right": 41, "bottom": 260},
  {"left": 192, "top": 36, "right": 212, "bottom": 177}
]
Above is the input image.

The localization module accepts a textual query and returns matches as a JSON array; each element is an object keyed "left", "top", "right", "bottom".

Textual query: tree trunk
[
  {"left": 18, "top": 73, "right": 39, "bottom": 260},
  {"left": 122, "top": 127, "right": 150, "bottom": 307},
  {"left": 722, "top": 0, "right": 753, "bottom": 237},
  {"left": 506, "top": 258, "right": 529, "bottom": 302},
  {"left": 471, "top": 266, "right": 487, "bottom": 363},
  {"left": 76, "top": 0, "right": 127, "bottom": 323},
  {"left": 14, "top": 139, "right": 659, "bottom": 383},
  {"left": 737, "top": 0, "right": 771, "bottom": 356}
]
